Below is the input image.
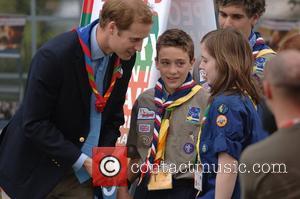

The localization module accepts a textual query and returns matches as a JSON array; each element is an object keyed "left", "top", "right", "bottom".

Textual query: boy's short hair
[
  {"left": 156, "top": 29, "right": 194, "bottom": 61},
  {"left": 215, "top": 0, "right": 266, "bottom": 17},
  {"left": 279, "top": 33, "right": 300, "bottom": 51}
]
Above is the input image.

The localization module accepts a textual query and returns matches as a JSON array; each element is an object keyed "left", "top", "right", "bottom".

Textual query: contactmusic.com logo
[{"left": 92, "top": 147, "right": 127, "bottom": 186}]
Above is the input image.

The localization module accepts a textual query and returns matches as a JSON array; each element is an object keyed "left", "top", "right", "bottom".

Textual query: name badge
[
  {"left": 194, "top": 169, "right": 202, "bottom": 191},
  {"left": 148, "top": 171, "right": 172, "bottom": 190}
]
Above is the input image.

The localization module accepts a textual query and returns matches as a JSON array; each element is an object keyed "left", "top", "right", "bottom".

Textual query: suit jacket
[{"left": 0, "top": 30, "right": 135, "bottom": 198}]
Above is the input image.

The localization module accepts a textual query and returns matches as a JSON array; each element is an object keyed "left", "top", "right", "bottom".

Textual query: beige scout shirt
[{"left": 127, "top": 87, "right": 209, "bottom": 179}]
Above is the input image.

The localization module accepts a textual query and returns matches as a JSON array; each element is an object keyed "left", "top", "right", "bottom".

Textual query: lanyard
[{"left": 195, "top": 104, "right": 210, "bottom": 164}]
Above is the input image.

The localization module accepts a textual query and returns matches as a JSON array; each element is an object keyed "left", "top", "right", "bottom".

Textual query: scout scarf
[
  {"left": 249, "top": 31, "right": 276, "bottom": 79},
  {"left": 75, "top": 22, "right": 123, "bottom": 112},
  {"left": 139, "top": 73, "right": 202, "bottom": 183},
  {"left": 249, "top": 31, "right": 276, "bottom": 59}
]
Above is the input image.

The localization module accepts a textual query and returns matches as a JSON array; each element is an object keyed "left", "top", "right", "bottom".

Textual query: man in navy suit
[{"left": 0, "top": 0, "right": 152, "bottom": 198}]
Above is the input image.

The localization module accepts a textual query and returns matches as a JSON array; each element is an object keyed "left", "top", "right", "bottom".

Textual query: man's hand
[
  {"left": 117, "top": 186, "right": 133, "bottom": 199},
  {"left": 83, "top": 157, "right": 93, "bottom": 176}
]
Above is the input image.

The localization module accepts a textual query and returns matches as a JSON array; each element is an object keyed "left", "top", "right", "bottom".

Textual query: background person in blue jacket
[
  {"left": 193, "top": 0, "right": 277, "bottom": 135},
  {"left": 197, "top": 28, "right": 268, "bottom": 199},
  {"left": 194, "top": 0, "right": 276, "bottom": 87}
]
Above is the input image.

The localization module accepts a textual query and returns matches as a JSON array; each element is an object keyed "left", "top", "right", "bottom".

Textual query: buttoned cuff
[{"left": 72, "top": 153, "right": 89, "bottom": 171}]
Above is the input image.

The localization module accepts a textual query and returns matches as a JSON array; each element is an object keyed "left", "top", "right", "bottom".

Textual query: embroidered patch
[
  {"left": 216, "top": 115, "right": 227, "bottom": 127},
  {"left": 137, "top": 108, "right": 155, "bottom": 120},
  {"left": 138, "top": 124, "right": 151, "bottom": 133},
  {"left": 202, "top": 144, "right": 207, "bottom": 153},
  {"left": 183, "top": 143, "right": 195, "bottom": 154},
  {"left": 186, "top": 107, "right": 201, "bottom": 124},
  {"left": 217, "top": 104, "right": 229, "bottom": 114},
  {"left": 199, "top": 69, "right": 207, "bottom": 84},
  {"left": 139, "top": 134, "right": 152, "bottom": 146},
  {"left": 255, "top": 57, "right": 266, "bottom": 71}
]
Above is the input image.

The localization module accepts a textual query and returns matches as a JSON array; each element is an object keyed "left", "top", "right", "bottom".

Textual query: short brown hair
[
  {"left": 215, "top": 0, "right": 266, "bottom": 17},
  {"left": 156, "top": 29, "right": 194, "bottom": 62},
  {"left": 265, "top": 50, "right": 300, "bottom": 102},
  {"left": 201, "top": 28, "right": 261, "bottom": 104},
  {"left": 100, "top": 0, "right": 153, "bottom": 30},
  {"left": 279, "top": 33, "right": 300, "bottom": 51}
]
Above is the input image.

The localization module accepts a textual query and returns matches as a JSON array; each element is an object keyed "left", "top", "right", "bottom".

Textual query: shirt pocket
[
  {"left": 184, "top": 122, "right": 200, "bottom": 135},
  {"left": 174, "top": 123, "right": 199, "bottom": 163}
]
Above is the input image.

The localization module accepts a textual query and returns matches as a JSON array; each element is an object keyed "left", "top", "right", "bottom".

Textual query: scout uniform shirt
[
  {"left": 127, "top": 87, "right": 209, "bottom": 180},
  {"left": 198, "top": 93, "right": 268, "bottom": 199},
  {"left": 240, "top": 123, "right": 300, "bottom": 199}
]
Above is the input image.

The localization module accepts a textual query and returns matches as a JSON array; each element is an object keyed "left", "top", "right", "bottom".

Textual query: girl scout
[
  {"left": 118, "top": 29, "right": 209, "bottom": 199},
  {"left": 197, "top": 28, "right": 268, "bottom": 199}
]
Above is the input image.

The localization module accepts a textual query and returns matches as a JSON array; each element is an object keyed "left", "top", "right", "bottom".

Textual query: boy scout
[
  {"left": 194, "top": 0, "right": 276, "bottom": 85},
  {"left": 118, "top": 29, "right": 209, "bottom": 199}
]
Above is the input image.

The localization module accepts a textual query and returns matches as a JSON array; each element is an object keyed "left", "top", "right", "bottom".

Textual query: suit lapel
[{"left": 73, "top": 41, "right": 91, "bottom": 117}]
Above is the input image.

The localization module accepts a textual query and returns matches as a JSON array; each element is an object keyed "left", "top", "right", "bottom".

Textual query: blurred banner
[
  {"left": 258, "top": 0, "right": 300, "bottom": 51},
  {"left": 0, "top": 16, "right": 26, "bottom": 56},
  {"left": 80, "top": 0, "right": 216, "bottom": 198}
]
